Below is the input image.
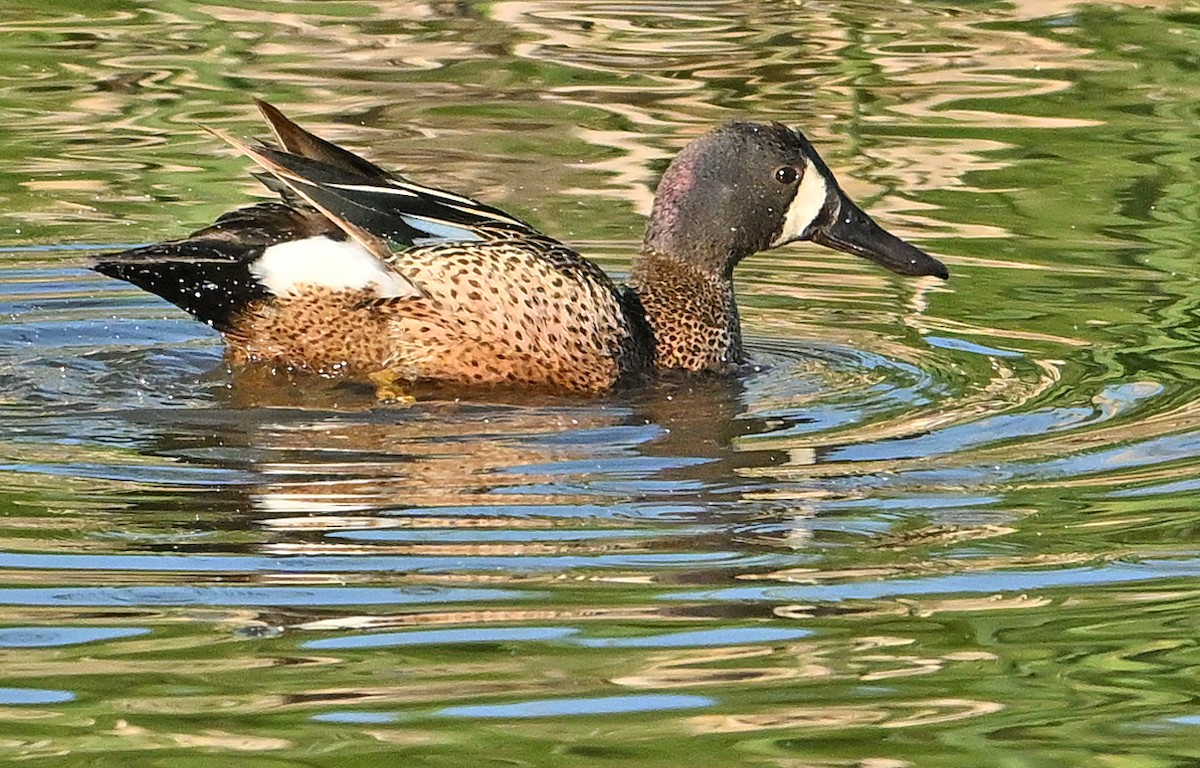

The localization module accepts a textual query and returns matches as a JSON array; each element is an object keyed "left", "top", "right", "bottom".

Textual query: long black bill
[{"left": 811, "top": 194, "right": 949, "bottom": 280}]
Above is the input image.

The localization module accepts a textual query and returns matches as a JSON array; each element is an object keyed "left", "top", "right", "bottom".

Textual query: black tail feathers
[
  {"left": 93, "top": 202, "right": 338, "bottom": 332},
  {"left": 93, "top": 241, "right": 272, "bottom": 332}
]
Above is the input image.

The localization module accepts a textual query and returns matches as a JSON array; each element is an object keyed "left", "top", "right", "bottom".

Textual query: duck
[{"left": 94, "top": 100, "right": 948, "bottom": 393}]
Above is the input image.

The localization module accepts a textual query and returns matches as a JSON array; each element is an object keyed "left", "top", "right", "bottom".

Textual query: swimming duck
[{"left": 95, "top": 101, "right": 948, "bottom": 392}]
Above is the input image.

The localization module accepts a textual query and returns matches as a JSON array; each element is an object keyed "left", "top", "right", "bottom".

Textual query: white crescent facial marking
[
  {"left": 771, "top": 165, "right": 829, "bottom": 247},
  {"left": 251, "top": 235, "right": 420, "bottom": 298}
]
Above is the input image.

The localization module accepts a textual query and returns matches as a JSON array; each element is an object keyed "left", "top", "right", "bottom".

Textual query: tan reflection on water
[
  {"left": 232, "top": 407, "right": 625, "bottom": 513},
  {"left": 296, "top": 605, "right": 669, "bottom": 632},
  {"left": 613, "top": 645, "right": 831, "bottom": 689},
  {"left": 610, "top": 633, "right": 1001, "bottom": 704},
  {"left": 688, "top": 697, "right": 1003, "bottom": 734},
  {"left": 108, "top": 719, "right": 290, "bottom": 751}
]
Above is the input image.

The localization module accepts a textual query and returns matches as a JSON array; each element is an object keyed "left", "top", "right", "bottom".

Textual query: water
[{"left": 4, "top": 1, "right": 1200, "bottom": 765}]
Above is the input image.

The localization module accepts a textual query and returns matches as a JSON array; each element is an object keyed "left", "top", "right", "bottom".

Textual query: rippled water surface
[{"left": 5, "top": 1, "right": 1200, "bottom": 765}]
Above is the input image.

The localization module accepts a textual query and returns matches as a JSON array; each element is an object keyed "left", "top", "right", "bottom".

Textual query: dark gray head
[{"left": 643, "top": 122, "right": 948, "bottom": 280}]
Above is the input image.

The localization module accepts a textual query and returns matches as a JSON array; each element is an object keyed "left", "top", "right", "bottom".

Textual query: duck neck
[{"left": 628, "top": 250, "right": 743, "bottom": 372}]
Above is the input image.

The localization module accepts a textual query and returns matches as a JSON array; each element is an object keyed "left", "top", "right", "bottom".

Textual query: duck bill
[{"left": 811, "top": 194, "right": 948, "bottom": 279}]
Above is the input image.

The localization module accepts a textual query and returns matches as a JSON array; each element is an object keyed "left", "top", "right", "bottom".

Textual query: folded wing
[
  {"left": 209, "top": 102, "right": 541, "bottom": 262},
  {"left": 96, "top": 101, "right": 553, "bottom": 331}
]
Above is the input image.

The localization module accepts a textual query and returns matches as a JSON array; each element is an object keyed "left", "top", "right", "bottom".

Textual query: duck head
[{"left": 643, "top": 122, "right": 948, "bottom": 280}]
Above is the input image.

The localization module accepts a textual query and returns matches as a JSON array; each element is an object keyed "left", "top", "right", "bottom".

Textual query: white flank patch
[
  {"left": 251, "top": 236, "right": 420, "bottom": 298},
  {"left": 771, "top": 165, "right": 829, "bottom": 247}
]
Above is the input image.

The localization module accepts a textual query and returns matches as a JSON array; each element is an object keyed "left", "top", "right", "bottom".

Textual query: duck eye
[{"left": 774, "top": 166, "right": 799, "bottom": 184}]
